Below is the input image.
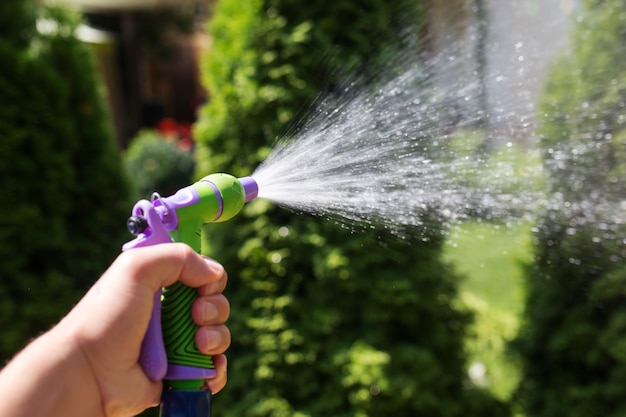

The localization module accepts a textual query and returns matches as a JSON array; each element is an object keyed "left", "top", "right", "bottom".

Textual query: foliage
[
  {"left": 0, "top": 2, "right": 131, "bottom": 361},
  {"left": 513, "top": 1, "right": 626, "bottom": 416},
  {"left": 124, "top": 129, "right": 195, "bottom": 199},
  {"left": 195, "top": 0, "right": 508, "bottom": 416},
  {"left": 0, "top": 0, "right": 37, "bottom": 49}
]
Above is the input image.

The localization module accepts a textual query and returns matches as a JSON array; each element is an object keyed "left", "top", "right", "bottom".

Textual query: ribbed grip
[{"left": 162, "top": 282, "right": 215, "bottom": 373}]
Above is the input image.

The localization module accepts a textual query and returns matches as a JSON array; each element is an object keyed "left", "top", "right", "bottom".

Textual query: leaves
[
  {"left": 0, "top": 1, "right": 130, "bottom": 360},
  {"left": 515, "top": 2, "right": 626, "bottom": 416}
]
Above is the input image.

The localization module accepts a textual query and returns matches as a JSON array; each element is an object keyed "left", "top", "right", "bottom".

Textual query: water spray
[{"left": 123, "top": 173, "right": 258, "bottom": 417}]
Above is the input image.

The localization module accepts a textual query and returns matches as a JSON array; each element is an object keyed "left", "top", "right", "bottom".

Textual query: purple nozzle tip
[{"left": 239, "top": 176, "right": 259, "bottom": 203}]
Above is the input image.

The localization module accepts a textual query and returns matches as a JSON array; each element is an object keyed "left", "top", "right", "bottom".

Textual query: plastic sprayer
[{"left": 123, "top": 173, "right": 258, "bottom": 417}]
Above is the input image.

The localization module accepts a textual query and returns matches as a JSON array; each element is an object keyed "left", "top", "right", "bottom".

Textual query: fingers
[
  {"left": 192, "top": 294, "right": 230, "bottom": 325},
  {"left": 192, "top": 293, "right": 231, "bottom": 355},
  {"left": 197, "top": 262, "right": 228, "bottom": 296},
  {"left": 195, "top": 325, "right": 231, "bottom": 355},
  {"left": 190, "top": 262, "right": 230, "bottom": 394},
  {"left": 204, "top": 354, "right": 227, "bottom": 394},
  {"left": 191, "top": 270, "right": 230, "bottom": 353}
]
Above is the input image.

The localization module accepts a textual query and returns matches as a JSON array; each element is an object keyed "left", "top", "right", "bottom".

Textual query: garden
[{"left": 2, "top": 0, "right": 626, "bottom": 416}]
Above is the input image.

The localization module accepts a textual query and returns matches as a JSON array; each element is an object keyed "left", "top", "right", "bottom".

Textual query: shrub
[
  {"left": 124, "top": 129, "right": 195, "bottom": 199},
  {"left": 514, "top": 1, "right": 626, "bottom": 416},
  {"left": 0, "top": 2, "right": 131, "bottom": 360},
  {"left": 195, "top": 0, "right": 508, "bottom": 415}
]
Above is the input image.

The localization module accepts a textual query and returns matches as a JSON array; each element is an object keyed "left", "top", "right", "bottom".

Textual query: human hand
[{"left": 59, "top": 243, "right": 231, "bottom": 416}]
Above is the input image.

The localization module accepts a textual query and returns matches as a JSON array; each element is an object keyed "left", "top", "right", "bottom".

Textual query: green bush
[
  {"left": 196, "top": 0, "right": 507, "bottom": 416},
  {"left": 0, "top": 2, "right": 131, "bottom": 360},
  {"left": 124, "top": 129, "right": 195, "bottom": 199},
  {"left": 514, "top": 1, "right": 626, "bottom": 416}
]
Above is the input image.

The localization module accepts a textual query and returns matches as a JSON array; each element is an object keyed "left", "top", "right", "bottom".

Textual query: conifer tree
[
  {"left": 0, "top": 1, "right": 131, "bottom": 360},
  {"left": 515, "top": 1, "right": 626, "bottom": 415},
  {"left": 196, "top": 1, "right": 508, "bottom": 415}
]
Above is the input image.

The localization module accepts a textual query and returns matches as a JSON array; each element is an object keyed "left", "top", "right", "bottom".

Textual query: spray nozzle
[
  {"left": 122, "top": 173, "right": 258, "bottom": 251},
  {"left": 122, "top": 173, "right": 258, "bottom": 384},
  {"left": 239, "top": 176, "right": 259, "bottom": 202}
]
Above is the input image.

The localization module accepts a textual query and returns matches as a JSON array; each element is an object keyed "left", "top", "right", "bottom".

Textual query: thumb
[{"left": 114, "top": 243, "right": 225, "bottom": 293}]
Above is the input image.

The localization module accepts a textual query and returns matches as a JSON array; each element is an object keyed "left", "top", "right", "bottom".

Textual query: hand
[{"left": 0, "top": 243, "right": 230, "bottom": 417}]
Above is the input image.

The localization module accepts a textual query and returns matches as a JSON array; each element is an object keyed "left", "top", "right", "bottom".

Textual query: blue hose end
[{"left": 161, "top": 390, "right": 211, "bottom": 417}]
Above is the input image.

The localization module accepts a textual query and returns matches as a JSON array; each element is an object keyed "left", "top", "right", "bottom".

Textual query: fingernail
[
  {"left": 202, "top": 301, "right": 218, "bottom": 322},
  {"left": 202, "top": 329, "right": 222, "bottom": 350},
  {"left": 203, "top": 257, "right": 224, "bottom": 275}
]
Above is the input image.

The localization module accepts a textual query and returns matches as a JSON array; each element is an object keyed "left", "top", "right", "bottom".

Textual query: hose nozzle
[
  {"left": 239, "top": 176, "right": 259, "bottom": 203},
  {"left": 122, "top": 173, "right": 259, "bottom": 382}
]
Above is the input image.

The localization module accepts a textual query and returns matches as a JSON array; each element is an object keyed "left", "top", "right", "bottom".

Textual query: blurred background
[{"left": 3, "top": 0, "right": 626, "bottom": 417}]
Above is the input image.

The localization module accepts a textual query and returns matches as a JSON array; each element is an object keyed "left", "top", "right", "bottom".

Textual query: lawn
[{"left": 444, "top": 220, "right": 533, "bottom": 401}]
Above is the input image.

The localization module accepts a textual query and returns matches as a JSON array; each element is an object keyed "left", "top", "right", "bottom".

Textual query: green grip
[
  {"left": 162, "top": 283, "right": 211, "bottom": 368},
  {"left": 162, "top": 282, "right": 214, "bottom": 389}
]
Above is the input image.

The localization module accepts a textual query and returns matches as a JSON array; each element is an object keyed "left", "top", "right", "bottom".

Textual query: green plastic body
[{"left": 162, "top": 174, "right": 247, "bottom": 390}]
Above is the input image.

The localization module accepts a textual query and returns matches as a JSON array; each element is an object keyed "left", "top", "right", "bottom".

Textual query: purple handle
[
  {"left": 123, "top": 199, "right": 173, "bottom": 381},
  {"left": 139, "top": 291, "right": 166, "bottom": 381}
]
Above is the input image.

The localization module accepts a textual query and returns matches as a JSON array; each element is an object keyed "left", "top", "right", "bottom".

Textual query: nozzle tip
[{"left": 238, "top": 176, "right": 258, "bottom": 202}]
